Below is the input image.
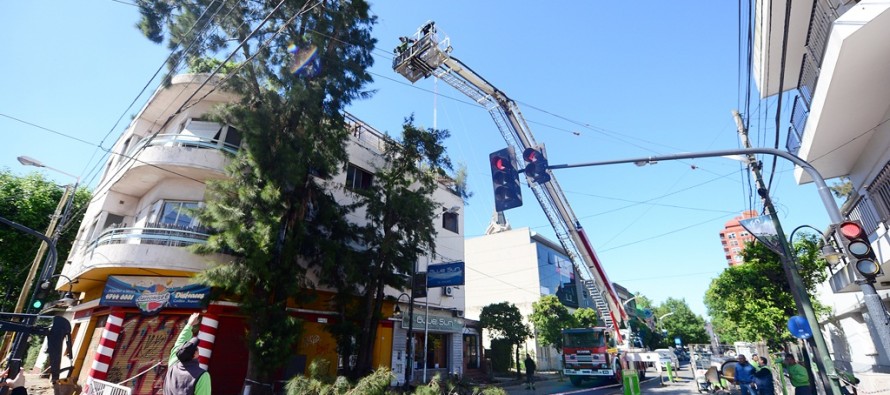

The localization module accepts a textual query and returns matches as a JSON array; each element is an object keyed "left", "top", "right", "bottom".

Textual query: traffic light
[
  {"left": 522, "top": 147, "right": 551, "bottom": 184},
  {"left": 838, "top": 220, "right": 881, "bottom": 279},
  {"left": 31, "top": 282, "right": 51, "bottom": 311},
  {"left": 489, "top": 148, "right": 522, "bottom": 211}
]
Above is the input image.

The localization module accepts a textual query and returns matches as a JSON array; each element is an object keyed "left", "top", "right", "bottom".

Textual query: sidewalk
[{"left": 641, "top": 375, "right": 706, "bottom": 395}]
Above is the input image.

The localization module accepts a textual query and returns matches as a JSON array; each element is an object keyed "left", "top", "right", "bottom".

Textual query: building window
[
  {"left": 730, "top": 240, "right": 739, "bottom": 247},
  {"left": 442, "top": 212, "right": 458, "bottom": 233},
  {"left": 345, "top": 164, "right": 373, "bottom": 190},
  {"left": 739, "top": 231, "right": 749, "bottom": 237},
  {"left": 158, "top": 201, "right": 200, "bottom": 228},
  {"left": 727, "top": 233, "right": 737, "bottom": 239},
  {"left": 734, "top": 255, "right": 743, "bottom": 263}
]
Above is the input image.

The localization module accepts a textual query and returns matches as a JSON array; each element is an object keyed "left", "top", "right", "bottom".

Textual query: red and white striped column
[
  {"left": 89, "top": 311, "right": 126, "bottom": 381},
  {"left": 196, "top": 313, "right": 218, "bottom": 370}
]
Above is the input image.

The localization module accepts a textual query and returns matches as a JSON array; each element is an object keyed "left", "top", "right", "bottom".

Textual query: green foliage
[
  {"left": 829, "top": 177, "right": 854, "bottom": 200},
  {"left": 480, "top": 302, "right": 531, "bottom": 379},
  {"left": 529, "top": 295, "right": 575, "bottom": 351},
  {"left": 284, "top": 368, "right": 504, "bottom": 395},
  {"left": 704, "top": 237, "right": 828, "bottom": 348},
  {"left": 187, "top": 57, "right": 240, "bottom": 74},
  {"left": 137, "top": 0, "right": 378, "bottom": 382},
  {"left": 652, "top": 298, "right": 708, "bottom": 347},
  {"left": 0, "top": 170, "right": 90, "bottom": 311},
  {"left": 631, "top": 293, "right": 653, "bottom": 309},
  {"left": 480, "top": 302, "right": 531, "bottom": 345},
  {"left": 489, "top": 339, "right": 513, "bottom": 373},
  {"left": 572, "top": 308, "right": 600, "bottom": 328}
]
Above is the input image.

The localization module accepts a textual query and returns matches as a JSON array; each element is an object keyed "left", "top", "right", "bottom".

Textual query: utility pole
[{"left": 732, "top": 110, "right": 841, "bottom": 395}]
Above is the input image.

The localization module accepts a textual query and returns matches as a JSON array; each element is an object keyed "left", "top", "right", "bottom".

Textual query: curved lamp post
[
  {"left": 788, "top": 224, "right": 842, "bottom": 268},
  {"left": 41, "top": 274, "right": 77, "bottom": 308}
]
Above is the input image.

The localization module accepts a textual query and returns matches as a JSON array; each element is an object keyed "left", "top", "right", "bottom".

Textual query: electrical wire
[{"left": 766, "top": 0, "right": 794, "bottom": 193}]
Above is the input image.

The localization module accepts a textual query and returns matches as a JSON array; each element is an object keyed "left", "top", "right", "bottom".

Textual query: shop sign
[
  {"left": 100, "top": 276, "right": 210, "bottom": 314},
  {"left": 427, "top": 261, "right": 464, "bottom": 288},
  {"left": 401, "top": 312, "right": 462, "bottom": 333}
]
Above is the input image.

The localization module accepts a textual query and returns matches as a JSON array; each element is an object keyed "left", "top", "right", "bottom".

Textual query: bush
[{"left": 284, "top": 366, "right": 507, "bottom": 395}]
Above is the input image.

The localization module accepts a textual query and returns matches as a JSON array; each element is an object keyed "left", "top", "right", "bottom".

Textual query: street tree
[
  {"left": 704, "top": 236, "right": 828, "bottom": 348},
  {"left": 573, "top": 307, "right": 599, "bottom": 328},
  {"left": 480, "top": 302, "right": 531, "bottom": 379},
  {"left": 339, "top": 117, "right": 453, "bottom": 377},
  {"left": 529, "top": 295, "right": 576, "bottom": 352},
  {"left": 653, "top": 298, "right": 708, "bottom": 347},
  {"left": 0, "top": 170, "right": 89, "bottom": 311},
  {"left": 137, "top": 0, "right": 377, "bottom": 385}
]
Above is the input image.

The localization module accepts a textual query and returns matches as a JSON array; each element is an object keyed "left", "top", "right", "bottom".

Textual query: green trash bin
[{"left": 623, "top": 369, "right": 641, "bottom": 395}]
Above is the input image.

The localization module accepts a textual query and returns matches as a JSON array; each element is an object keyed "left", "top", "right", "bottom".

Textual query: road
[{"left": 501, "top": 362, "right": 696, "bottom": 395}]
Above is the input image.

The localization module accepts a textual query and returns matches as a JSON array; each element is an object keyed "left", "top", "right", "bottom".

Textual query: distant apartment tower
[{"left": 719, "top": 210, "right": 758, "bottom": 266}]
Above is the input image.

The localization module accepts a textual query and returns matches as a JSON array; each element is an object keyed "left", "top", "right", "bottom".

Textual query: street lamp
[
  {"left": 788, "top": 225, "right": 842, "bottom": 267},
  {"left": 41, "top": 274, "right": 77, "bottom": 308},
  {"left": 14, "top": 156, "right": 79, "bottom": 316}
]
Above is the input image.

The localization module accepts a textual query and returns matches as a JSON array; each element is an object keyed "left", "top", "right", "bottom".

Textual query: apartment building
[
  {"left": 754, "top": 0, "right": 890, "bottom": 390},
  {"left": 718, "top": 210, "right": 758, "bottom": 266},
  {"left": 54, "top": 74, "right": 468, "bottom": 393}
]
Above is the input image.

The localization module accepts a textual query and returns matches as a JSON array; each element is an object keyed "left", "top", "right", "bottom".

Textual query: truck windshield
[{"left": 564, "top": 331, "right": 605, "bottom": 348}]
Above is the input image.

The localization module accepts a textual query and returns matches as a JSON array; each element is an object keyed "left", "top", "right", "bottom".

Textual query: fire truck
[
  {"left": 393, "top": 21, "right": 646, "bottom": 384},
  {"left": 562, "top": 327, "right": 648, "bottom": 386}
]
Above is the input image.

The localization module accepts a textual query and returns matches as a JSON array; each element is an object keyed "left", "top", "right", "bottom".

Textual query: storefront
[
  {"left": 391, "top": 308, "right": 465, "bottom": 385},
  {"left": 69, "top": 276, "right": 401, "bottom": 395}
]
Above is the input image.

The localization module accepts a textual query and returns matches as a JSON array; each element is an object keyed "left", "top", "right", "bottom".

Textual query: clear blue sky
[{"left": 0, "top": 1, "right": 837, "bottom": 318}]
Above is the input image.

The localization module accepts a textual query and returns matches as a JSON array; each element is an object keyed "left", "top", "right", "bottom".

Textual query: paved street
[{"left": 500, "top": 362, "right": 701, "bottom": 395}]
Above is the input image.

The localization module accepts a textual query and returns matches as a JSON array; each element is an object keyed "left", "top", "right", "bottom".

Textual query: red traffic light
[
  {"left": 523, "top": 148, "right": 542, "bottom": 163},
  {"left": 492, "top": 156, "right": 509, "bottom": 171},
  {"left": 839, "top": 221, "right": 866, "bottom": 239}
]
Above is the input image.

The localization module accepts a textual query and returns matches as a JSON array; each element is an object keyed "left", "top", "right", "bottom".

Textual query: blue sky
[{"left": 0, "top": 1, "right": 837, "bottom": 318}]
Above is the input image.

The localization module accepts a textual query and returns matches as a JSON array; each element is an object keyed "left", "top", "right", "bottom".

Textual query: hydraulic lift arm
[{"left": 393, "top": 23, "right": 627, "bottom": 338}]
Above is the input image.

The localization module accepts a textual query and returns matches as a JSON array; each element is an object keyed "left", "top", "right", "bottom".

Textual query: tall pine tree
[{"left": 136, "top": 0, "right": 377, "bottom": 386}]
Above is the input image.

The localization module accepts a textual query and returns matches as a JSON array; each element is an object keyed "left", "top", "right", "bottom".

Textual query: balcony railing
[
  {"left": 87, "top": 223, "right": 210, "bottom": 254},
  {"left": 129, "top": 134, "right": 239, "bottom": 157},
  {"left": 787, "top": 0, "right": 841, "bottom": 154},
  {"left": 866, "top": 160, "right": 890, "bottom": 225},
  {"left": 842, "top": 194, "right": 881, "bottom": 237}
]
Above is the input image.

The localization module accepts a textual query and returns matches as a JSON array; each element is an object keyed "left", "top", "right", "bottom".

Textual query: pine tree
[
  {"left": 136, "top": 0, "right": 377, "bottom": 386},
  {"left": 331, "top": 117, "right": 453, "bottom": 378}
]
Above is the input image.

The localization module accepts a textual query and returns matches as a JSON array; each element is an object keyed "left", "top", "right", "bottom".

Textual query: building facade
[
  {"left": 718, "top": 210, "right": 758, "bottom": 266},
  {"left": 54, "top": 74, "right": 467, "bottom": 394},
  {"left": 465, "top": 226, "right": 597, "bottom": 371},
  {"left": 753, "top": 0, "right": 890, "bottom": 390}
]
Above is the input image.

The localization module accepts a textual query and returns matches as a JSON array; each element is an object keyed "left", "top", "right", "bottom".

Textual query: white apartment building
[
  {"left": 465, "top": 225, "right": 600, "bottom": 371},
  {"left": 754, "top": 0, "right": 890, "bottom": 390},
  {"left": 55, "top": 73, "right": 468, "bottom": 393}
]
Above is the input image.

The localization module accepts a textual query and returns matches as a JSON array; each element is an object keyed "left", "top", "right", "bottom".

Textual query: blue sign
[
  {"left": 427, "top": 261, "right": 465, "bottom": 288},
  {"left": 100, "top": 275, "right": 211, "bottom": 314},
  {"left": 787, "top": 315, "right": 813, "bottom": 339},
  {"left": 674, "top": 337, "right": 682, "bottom": 346}
]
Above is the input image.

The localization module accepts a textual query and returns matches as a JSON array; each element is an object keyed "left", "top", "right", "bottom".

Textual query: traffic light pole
[
  {"left": 549, "top": 146, "right": 856, "bottom": 395},
  {"left": 0, "top": 216, "right": 58, "bottom": 390}
]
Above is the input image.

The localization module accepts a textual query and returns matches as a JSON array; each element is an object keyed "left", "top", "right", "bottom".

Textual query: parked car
[{"left": 654, "top": 348, "right": 681, "bottom": 370}]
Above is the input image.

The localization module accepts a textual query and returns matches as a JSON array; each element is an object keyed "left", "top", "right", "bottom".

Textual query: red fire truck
[{"left": 562, "top": 328, "right": 648, "bottom": 386}]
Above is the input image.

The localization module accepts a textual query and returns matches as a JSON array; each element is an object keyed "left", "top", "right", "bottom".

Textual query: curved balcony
[
  {"left": 88, "top": 222, "right": 211, "bottom": 251},
  {"left": 64, "top": 223, "right": 231, "bottom": 288},
  {"left": 109, "top": 134, "right": 235, "bottom": 196}
]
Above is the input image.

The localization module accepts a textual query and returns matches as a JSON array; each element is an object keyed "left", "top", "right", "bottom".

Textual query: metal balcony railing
[
  {"left": 843, "top": 194, "right": 881, "bottom": 237},
  {"left": 788, "top": 0, "right": 841, "bottom": 154},
  {"left": 866, "top": 160, "right": 890, "bottom": 225},
  {"left": 87, "top": 223, "right": 210, "bottom": 254},
  {"left": 129, "top": 134, "right": 239, "bottom": 157}
]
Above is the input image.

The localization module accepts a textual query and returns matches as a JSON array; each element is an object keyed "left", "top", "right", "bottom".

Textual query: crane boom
[{"left": 393, "top": 23, "right": 628, "bottom": 337}]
